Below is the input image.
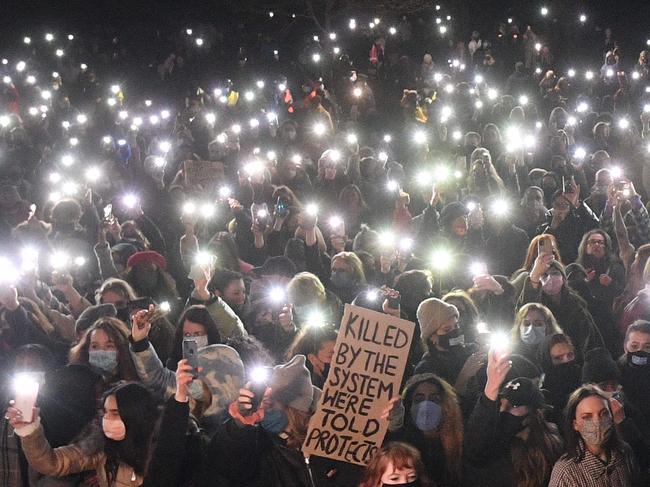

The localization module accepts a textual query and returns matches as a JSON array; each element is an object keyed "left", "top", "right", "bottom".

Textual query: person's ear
[{"left": 572, "top": 418, "right": 579, "bottom": 432}]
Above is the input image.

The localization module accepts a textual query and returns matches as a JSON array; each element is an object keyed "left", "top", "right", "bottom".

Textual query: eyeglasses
[{"left": 587, "top": 240, "right": 605, "bottom": 246}]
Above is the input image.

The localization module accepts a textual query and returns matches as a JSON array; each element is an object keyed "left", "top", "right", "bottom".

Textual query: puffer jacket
[{"left": 16, "top": 421, "right": 142, "bottom": 487}]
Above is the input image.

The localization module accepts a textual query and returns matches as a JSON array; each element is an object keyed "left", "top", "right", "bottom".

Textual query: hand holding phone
[
  {"left": 183, "top": 339, "right": 201, "bottom": 379},
  {"left": 12, "top": 373, "right": 40, "bottom": 423}
]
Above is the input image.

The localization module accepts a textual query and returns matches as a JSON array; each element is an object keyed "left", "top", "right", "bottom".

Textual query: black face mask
[
  {"left": 382, "top": 481, "right": 419, "bottom": 487},
  {"left": 628, "top": 350, "right": 650, "bottom": 367},
  {"left": 543, "top": 361, "right": 581, "bottom": 396},
  {"left": 438, "top": 328, "right": 465, "bottom": 350},
  {"left": 500, "top": 412, "right": 527, "bottom": 439}
]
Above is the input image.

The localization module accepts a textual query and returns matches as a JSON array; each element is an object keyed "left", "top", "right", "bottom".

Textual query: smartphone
[
  {"left": 538, "top": 238, "right": 553, "bottom": 255},
  {"left": 183, "top": 339, "right": 200, "bottom": 378},
  {"left": 13, "top": 374, "right": 40, "bottom": 423},
  {"left": 275, "top": 197, "right": 289, "bottom": 218},
  {"left": 387, "top": 293, "right": 401, "bottom": 310},
  {"left": 128, "top": 297, "right": 155, "bottom": 313},
  {"left": 250, "top": 376, "right": 269, "bottom": 412},
  {"left": 103, "top": 204, "right": 115, "bottom": 224},
  {"left": 251, "top": 202, "right": 269, "bottom": 228}
]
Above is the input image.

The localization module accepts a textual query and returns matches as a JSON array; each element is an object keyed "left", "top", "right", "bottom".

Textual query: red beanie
[{"left": 127, "top": 250, "right": 167, "bottom": 270}]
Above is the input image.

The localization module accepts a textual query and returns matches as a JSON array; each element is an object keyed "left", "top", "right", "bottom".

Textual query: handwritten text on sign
[{"left": 302, "top": 304, "right": 414, "bottom": 466}]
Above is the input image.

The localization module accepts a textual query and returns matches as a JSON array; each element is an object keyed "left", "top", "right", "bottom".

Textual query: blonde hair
[
  {"left": 287, "top": 272, "right": 326, "bottom": 306},
  {"left": 95, "top": 278, "right": 138, "bottom": 303},
  {"left": 511, "top": 303, "right": 563, "bottom": 344},
  {"left": 331, "top": 251, "right": 367, "bottom": 285}
]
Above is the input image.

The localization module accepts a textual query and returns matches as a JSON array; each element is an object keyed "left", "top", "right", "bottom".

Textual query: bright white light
[
  {"left": 205, "top": 112, "right": 216, "bottom": 125},
  {"left": 474, "top": 74, "right": 484, "bottom": 84},
  {"left": 159, "top": 141, "right": 172, "bottom": 153},
  {"left": 519, "top": 95, "right": 529, "bottom": 106},
  {"left": 312, "top": 53, "right": 321, "bottom": 63},
  {"left": 430, "top": 248, "right": 452, "bottom": 271},
  {"left": 487, "top": 88, "right": 498, "bottom": 100},
  {"left": 76, "top": 113, "right": 87, "bottom": 124},
  {"left": 633, "top": 71, "right": 640, "bottom": 80},
  {"left": 470, "top": 261, "right": 488, "bottom": 277},
  {"left": 74, "top": 256, "right": 86, "bottom": 267},
  {"left": 378, "top": 151, "right": 388, "bottom": 162},
  {"left": 24, "top": 36, "right": 31, "bottom": 44},
  {"left": 389, "top": 27, "right": 397, "bottom": 35},
  {"left": 122, "top": 194, "right": 138, "bottom": 209},
  {"left": 490, "top": 331, "right": 511, "bottom": 351},
  {"left": 160, "top": 301, "right": 171, "bottom": 312},
  {"left": 585, "top": 71, "right": 594, "bottom": 80},
  {"left": 200, "top": 203, "right": 215, "bottom": 218},
  {"left": 540, "top": 6, "right": 548, "bottom": 16},
  {"left": 349, "top": 18, "right": 357, "bottom": 29},
  {"left": 606, "top": 68, "right": 614, "bottom": 78},
  {"left": 16, "top": 61, "right": 26, "bottom": 72},
  {"left": 610, "top": 166, "right": 623, "bottom": 179},
  {"left": 45, "top": 33, "right": 54, "bottom": 42},
  {"left": 353, "top": 87, "right": 362, "bottom": 97},
  {"left": 219, "top": 186, "right": 232, "bottom": 198},
  {"left": 117, "top": 139, "right": 126, "bottom": 146},
  {"left": 110, "top": 84, "right": 120, "bottom": 94},
  {"left": 231, "top": 123, "right": 241, "bottom": 134},
  {"left": 69, "top": 137, "right": 79, "bottom": 146},
  {"left": 118, "top": 110, "right": 128, "bottom": 120},
  {"left": 249, "top": 118, "right": 260, "bottom": 128},
  {"left": 160, "top": 110, "right": 170, "bottom": 119},
  {"left": 387, "top": 180, "right": 399, "bottom": 192},
  {"left": 195, "top": 251, "right": 213, "bottom": 266},
  {"left": 195, "top": 38, "right": 204, "bottom": 46},
  {"left": 568, "top": 68, "right": 576, "bottom": 78},
  {"left": 305, "top": 203, "right": 319, "bottom": 216},
  {"left": 85, "top": 167, "right": 101, "bottom": 182},
  {"left": 475, "top": 100, "right": 484, "bottom": 109},
  {"left": 413, "top": 130, "right": 427, "bottom": 144},
  {"left": 26, "top": 75, "right": 36, "bottom": 84},
  {"left": 0, "top": 115, "right": 9, "bottom": 128},
  {"left": 574, "top": 147, "right": 587, "bottom": 160},
  {"left": 579, "top": 14, "right": 587, "bottom": 23},
  {"left": 346, "top": 133, "right": 357, "bottom": 144},
  {"left": 618, "top": 118, "right": 630, "bottom": 130},
  {"left": 68, "top": 34, "right": 74, "bottom": 40},
  {"left": 41, "top": 90, "right": 51, "bottom": 100},
  {"left": 149, "top": 115, "right": 159, "bottom": 125},
  {"left": 61, "top": 154, "right": 74, "bottom": 166},
  {"left": 439, "top": 25, "right": 447, "bottom": 34},
  {"left": 244, "top": 91, "right": 255, "bottom": 101},
  {"left": 383, "top": 134, "right": 392, "bottom": 143},
  {"left": 576, "top": 101, "right": 589, "bottom": 113},
  {"left": 186, "top": 28, "right": 193, "bottom": 35},
  {"left": 491, "top": 199, "right": 510, "bottom": 216},
  {"left": 313, "top": 122, "right": 326, "bottom": 136}
]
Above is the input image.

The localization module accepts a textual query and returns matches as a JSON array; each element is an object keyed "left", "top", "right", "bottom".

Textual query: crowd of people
[{"left": 1, "top": 6, "right": 650, "bottom": 487}]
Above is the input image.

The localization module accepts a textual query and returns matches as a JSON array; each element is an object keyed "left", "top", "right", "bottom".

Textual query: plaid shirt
[
  {"left": 549, "top": 443, "right": 635, "bottom": 487},
  {"left": 601, "top": 196, "right": 650, "bottom": 247}
]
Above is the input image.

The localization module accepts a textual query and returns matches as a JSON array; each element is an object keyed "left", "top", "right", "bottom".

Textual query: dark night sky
[{"left": 1, "top": 0, "right": 649, "bottom": 47}]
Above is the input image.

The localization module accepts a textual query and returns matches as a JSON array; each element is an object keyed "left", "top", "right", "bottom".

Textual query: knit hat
[
  {"left": 269, "top": 355, "right": 315, "bottom": 412},
  {"left": 500, "top": 377, "right": 545, "bottom": 408},
  {"left": 198, "top": 345, "right": 245, "bottom": 421},
  {"left": 126, "top": 250, "right": 167, "bottom": 270},
  {"left": 75, "top": 303, "right": 117, "bottom": 335},
  {"left": 416, "top": 298, "right": 459, "bottom": 344},
  {"left": 439, "top": 202, "right": 469, "bottom": 230},
  {"left": 581, "top": 348, "right": 620, "bottom": 385}
]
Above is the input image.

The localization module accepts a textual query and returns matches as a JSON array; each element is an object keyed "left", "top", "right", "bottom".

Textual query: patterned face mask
[{"left": 578, "top": 416, "right": 613, "bottom": 446}]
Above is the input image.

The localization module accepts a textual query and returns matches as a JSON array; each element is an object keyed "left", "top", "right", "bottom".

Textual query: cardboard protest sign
[
  {"left": 183, "top": 160, "right": 224, "bottom": 187},
  {"left": 302, "top": 304, "right": 414, "bottom": 466}
]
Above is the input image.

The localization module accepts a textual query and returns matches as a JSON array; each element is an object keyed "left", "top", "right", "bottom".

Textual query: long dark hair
[
  {"left": 168, "top": 305, "right": 222, "bottom": 367},
  {"left": 576, "top": 229, "right": 614, "bottom": 273},
  {"left": 102, "top": 382, "right": 158, "bottom": 482},
  {"left": 562, "top": 384, "right": 623, "bottom": 461},
  {"left": 510, "top": 409, "right": 564, "bottom": 487}
]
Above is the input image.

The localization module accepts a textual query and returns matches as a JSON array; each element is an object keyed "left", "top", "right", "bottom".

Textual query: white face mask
[
  {"left": 520, "top": 325, "right": 546, "bottom": 346},
  {"left": 102, "top": 417, "right": 126, "bottom": 441}
]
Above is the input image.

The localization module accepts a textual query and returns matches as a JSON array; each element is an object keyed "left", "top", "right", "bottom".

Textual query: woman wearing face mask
[
  {"left": 207, "top": 355, "right": 366, "bottom": 486},
  {"left": 96, "top": 278, "right": 175, "bottom": 364},
  {"left": 549, "top": 385, "right": 641, "bottom": 486},
  {"left": 328, "top": 252, "right": 368, "bottom": 304},
  {"left": 69, "top": 318, "right": 139, "bottom": 384},
  {"left": 519, "top": 255, "right": 605, "bottom": 356},
  {"left": 6, "top": 382, "right": 158, "bottom": 486},
  {"left": 537, "top": 334, "right": 581, "bottom": 424},
  {"left": 464, "top": 350, "right": 564, "bottom": 487},
  {"left": 414, "top": 299, "right": 474, "bottom": 385},
  {"left": 359, "top": 442, "right": 433, "bottom": 487},
  {"left": 387, "top": 374, "right": 463, "bottom": 486},
  {"left": 510, "top": 303, "right": 563, "bottom": 365},
  {"left": 286, "top": 324, "right": 337, "bottom": 389},
  {"left": 129, "top": 305, "right": 221, "bottom": 398}
]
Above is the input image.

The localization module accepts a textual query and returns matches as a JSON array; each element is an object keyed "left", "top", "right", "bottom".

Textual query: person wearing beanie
[
  {"left": 123, "top": 250, "right": 180, "bottom": 306},
  {"left": 414, "top": 298, "right": 474, "bottom": 385},
  {"left": 74, "top": 303, "right": 117, "bottom": 337},
  {"left": 206, "top": 354, "right": 364, "bottom": 486},
  {"left": 518, "top": 256, "right": 605, "bottom": 356}
]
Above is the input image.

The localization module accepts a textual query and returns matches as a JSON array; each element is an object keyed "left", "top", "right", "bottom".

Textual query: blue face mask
[
  {"left": 410, "top": 400, "right": 442, "bottom": 432},
  {"left": 89, "top": 350, "right": 118, "bottom": 374},
  {"left": 261, "top": 408, "right": 289, "bottom": 434}
]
